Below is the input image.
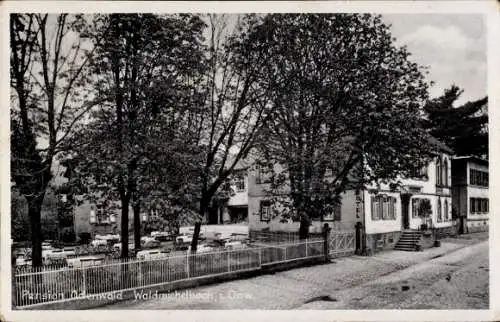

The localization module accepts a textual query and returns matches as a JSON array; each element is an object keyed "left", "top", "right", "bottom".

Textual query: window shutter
[
  {"left": 371, "top": 197, "right": 378, "bottom": 220},
  {"left": 377, "top": 196, "right": 382, "bottom": 220},
  {"left": 394, "top": 198, "right": 397, "bottom": 219},
  {"left": 334, "top": 203, "right": 341, "bottom": 221},
  {"left": 390, "top": 198, "right": 395, "bottom": 219},
  {"left": 437, "top": 200, "right": 442, "bottom": 222}
]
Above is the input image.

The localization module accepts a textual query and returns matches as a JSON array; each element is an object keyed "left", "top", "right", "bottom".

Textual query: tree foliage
[
  {"left": 241, "top": 14, "right": 437, "bottom": 236},
  {"left": 182, "top": 14, "right": 275, "bottom": 251},
  {"left": 10, "top": 14, "right": 98, "bottom": 266},
  {"left": 67, "top": 14, "right": 207, "bottom": 257},
  {"left": 423, "top": 85, "right": 488, "bottom": 158}
]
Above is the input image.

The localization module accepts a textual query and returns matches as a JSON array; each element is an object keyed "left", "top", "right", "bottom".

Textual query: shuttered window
[{"left": 371, "top": 195, "right": 396, "bottom": 221}]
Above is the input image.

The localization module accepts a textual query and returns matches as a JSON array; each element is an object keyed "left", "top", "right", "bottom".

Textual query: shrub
[{"left": 60, "top": 227, "right": 76, "bottom": 243}]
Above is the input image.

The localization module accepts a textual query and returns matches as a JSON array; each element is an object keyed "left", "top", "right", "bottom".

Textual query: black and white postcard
[{"left": 1, "top": 1, "right": 498, "bottom": 321}]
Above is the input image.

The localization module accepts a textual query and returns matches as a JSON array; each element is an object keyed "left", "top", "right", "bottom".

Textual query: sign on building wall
[{"left": 355, "top": 190, "right": 363, "bottom": 218}]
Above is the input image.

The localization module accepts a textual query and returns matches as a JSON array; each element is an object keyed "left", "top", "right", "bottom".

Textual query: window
[
  {"left": 437, "top": 199, "right": 442, "bottom": 222},
  {"left": 389, "top": 198, "right": 396, "bottom": 220},
  {"left": 372, "top": 196, "right": 380, "bottom": 220},
  {"left": 323, "top": 203, "right": 341, "bottom": 221},
  {"left": 255, "top": 163, "right": 273, "bottom": 184},
  {"left": 444, "top": 200, "right": 449, "bottom": 221},
  {"left": 470, "top": 169, "right": 488, "bottom": 187},
  {"left": 443, "top": 158, "right": 449, "bottom": 186},
  {"left": 410, "top": 164, "right": 428, "bottom": 180},
  {"left": 260, "top": 200, "right": 271, "bottom": 221},
  {"left": 412, "top": 198, "right": 431, "bottom": 219},
  {"left": 382, "top": 197, "right": 389, "bottom": 220},
  {"left": 436, "top": 158, "right": 442, "bottom": 186},
  {"left": 234, "top": 172, "right": 245, "bottom": 192},
  {"left": 470, "top": 198, "right": 489, "bottom": 214},
  {"left": 94, "top": 204, "right": 110, "bottom": 224},
  {"left": 90, "top": 210, "right": 96, "bottom": 223},
  {"left": 412, "top": 199, "right": 419, "bottom": 218},
  {"left": 371, "top": 195, "right": 396, "bottom": 221}
]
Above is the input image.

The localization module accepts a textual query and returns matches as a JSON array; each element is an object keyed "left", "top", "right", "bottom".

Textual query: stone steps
[{"left": 394, "top": 230, "right": 422, "bottom": 251}]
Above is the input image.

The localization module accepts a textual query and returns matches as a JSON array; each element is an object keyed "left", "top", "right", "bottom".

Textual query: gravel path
[{"left": 297, "top": 241, "right": 488, "bottom": 309}]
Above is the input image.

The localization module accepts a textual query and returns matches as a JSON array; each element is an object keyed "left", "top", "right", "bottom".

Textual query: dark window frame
[
  {"left": 372, "top": 195, "right": 396, "bottom": 221},
  {"left": 322, "top": 202, "right": 341, "bottom": 222},
  {"left": 260, "top": 200, "right": 271, "bottom": 222},
  {"left": 255, "top": 163, "right": 273, "bottom": 185},
  {"left": 234, "top": 171, "right": 246, "bottom": 192},
  {"left": 470, "top": 169, "right": 489, "bottom": 187}
]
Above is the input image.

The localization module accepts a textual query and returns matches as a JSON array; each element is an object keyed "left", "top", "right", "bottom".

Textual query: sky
[{"left": 381, "top": 14, "right": 487, "bottom": 105}]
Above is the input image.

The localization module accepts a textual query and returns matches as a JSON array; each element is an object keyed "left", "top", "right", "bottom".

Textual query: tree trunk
[
  {"left": 133, "top": 201, "right": 141, "bottom": 252},
  {"left": 298, "top": 212, "right": 310, "bottom": 240},
  {"left": 121, "top": 197, "right": 130, "bottom": 259},
  {"left": 191, "top": 222, "right": 201, "bottom": 253},
  {"left": 28, "top": 196, "right": 44, "bottom": 267},
  {"left": 190, "top": 195, "right": 210, "bottom": 253}
]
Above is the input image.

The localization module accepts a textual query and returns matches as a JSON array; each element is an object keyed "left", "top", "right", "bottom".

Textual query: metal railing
[{"left": 13, "top": 239, "right": 325, "bottom": 308}]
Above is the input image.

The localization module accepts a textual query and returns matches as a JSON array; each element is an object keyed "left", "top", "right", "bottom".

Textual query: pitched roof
[{"left": 452, "top": 155, "right": 488, "bottom": 165}]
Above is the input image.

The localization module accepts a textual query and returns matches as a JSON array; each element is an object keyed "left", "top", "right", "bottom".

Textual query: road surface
[{"left": 101, "top": 234, "right": 488, "bottom": 310}]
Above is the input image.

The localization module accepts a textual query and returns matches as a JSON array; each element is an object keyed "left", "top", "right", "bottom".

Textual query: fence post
[
  {"left": 258, "top": 247, "right": 262, "bottom": 268},
  {"left": 323, "top": 223, "right": 331, "bottom": 262},
  {"left": 82, "top": 266, "right": 87, "bottom": 295},
  {"left": 138, "top": 261, "right": 142, "bottom": 286},
  {"left": 228, "top": 251, "right": 231, "bottom": 272},
  {"left": 305, "top": 238, "right": 308, "bottom": 257},
  {"left": 186, "top": 253, "right": 190, "bottom": 278},
  {"left": 284, "top": 245, "right": 287, "bottom": 261}
]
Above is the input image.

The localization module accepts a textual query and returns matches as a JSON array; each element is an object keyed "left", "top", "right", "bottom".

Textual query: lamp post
[{"left": 141, "top": 213, "right": 148, "bottom": 235}]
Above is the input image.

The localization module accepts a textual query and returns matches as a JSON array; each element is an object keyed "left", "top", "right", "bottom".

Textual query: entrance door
[{"left": 401, "top": 194, "right": 411, "bottom": 229}]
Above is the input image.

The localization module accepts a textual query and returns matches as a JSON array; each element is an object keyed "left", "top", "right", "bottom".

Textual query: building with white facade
[
  {"left": 451, "top": 156, "right": 489, "bottom": 233},
  {"left": 247, "top": 139, "right": 455, "bottom": 253},
  {"left": 361, "top": 148, "right": 454, "bottom": 252}
]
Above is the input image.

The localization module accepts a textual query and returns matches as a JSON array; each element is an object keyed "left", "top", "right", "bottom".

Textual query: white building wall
[
  {"left": 363, "top": 190, "right": 401, "bottom": 235},
  {"left": 364, "top": 154, "right": 453, "bottom": 233}
]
